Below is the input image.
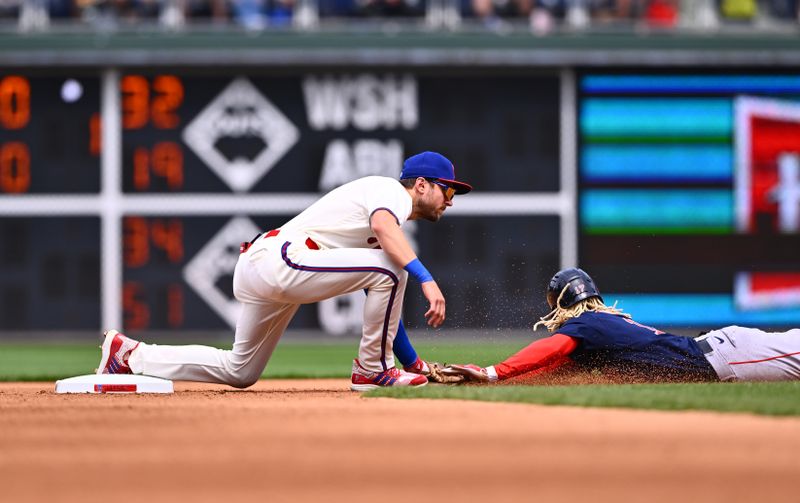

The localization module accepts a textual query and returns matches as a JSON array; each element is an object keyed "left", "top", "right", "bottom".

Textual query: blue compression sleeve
[
  {"left": 393, "top": 319, "right": 418, "bottom": 368},
  {"left": 404, "top": 258, "right": 433, "bottom": 283}
]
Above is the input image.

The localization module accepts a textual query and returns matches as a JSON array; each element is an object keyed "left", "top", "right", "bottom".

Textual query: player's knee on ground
[
  {"left": 225, "top": 370, "right": 262, "bottom": 389},
  {"left": 223, "top": 359, "right": 264, "bottom": 389}
]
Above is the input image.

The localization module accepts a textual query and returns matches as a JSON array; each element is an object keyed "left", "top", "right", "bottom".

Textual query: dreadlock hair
[{"left": 533, "top": 284, "right": 630, "bottom": 332}]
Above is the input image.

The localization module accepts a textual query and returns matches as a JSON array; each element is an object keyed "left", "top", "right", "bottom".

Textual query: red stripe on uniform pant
[
  {"left": 279, "top": 241, "right": 398, "bottom": 371},
  {"left": 730, "top": 350, "right": 800, "bottom": 365}
]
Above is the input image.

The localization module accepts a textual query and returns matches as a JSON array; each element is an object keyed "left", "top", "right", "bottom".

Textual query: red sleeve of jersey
[{"left": 494, "top": 333, "right": 579, "bottom": 381}]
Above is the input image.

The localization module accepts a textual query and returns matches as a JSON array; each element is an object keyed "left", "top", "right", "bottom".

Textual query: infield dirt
[{"left": 1, "top": 379, "right": 798, "bottom": 502}]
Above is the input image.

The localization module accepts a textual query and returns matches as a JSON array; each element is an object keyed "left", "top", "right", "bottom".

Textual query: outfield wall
[{"left": 1, "top": 32, "right": 799, "bottom": 338}]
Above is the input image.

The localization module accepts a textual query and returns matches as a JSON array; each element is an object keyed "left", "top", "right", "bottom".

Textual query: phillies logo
[
  {"left": 735, "top": 97, "right": 800, "bottom": 234},
  {"left": 182, "top": 78, "right": 299, "bottom": 193}
]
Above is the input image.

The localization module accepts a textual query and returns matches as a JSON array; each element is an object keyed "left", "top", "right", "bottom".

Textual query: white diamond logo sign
[
  {"left": 183, "top": 217, "right": 261, "bottom": 328},
  {"left": 182, "top": 78, "right": 299, "bottom": 192}
]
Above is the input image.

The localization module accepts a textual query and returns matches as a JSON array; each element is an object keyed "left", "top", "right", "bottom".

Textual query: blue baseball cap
[{"left": 399, "top": 151, "right": 472, "bottom": 195}]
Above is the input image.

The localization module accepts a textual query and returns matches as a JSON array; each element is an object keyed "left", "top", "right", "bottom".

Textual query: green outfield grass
[
  {"left": 6, "top": 341, "right": 799, "bottom": 417},
  {"left": 369, "top": 381, "right": 800, "bottom": 417},
  {"left": 0, "top": 340, "right": 520, "bottom": 381}
]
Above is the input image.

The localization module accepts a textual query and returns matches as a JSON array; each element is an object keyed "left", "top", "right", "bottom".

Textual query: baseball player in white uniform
[{"left": 96, "top": 151, "right": 472, "bottom": 391}]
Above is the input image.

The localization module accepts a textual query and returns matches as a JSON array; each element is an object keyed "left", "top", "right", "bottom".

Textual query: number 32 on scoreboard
[{"left": 122, "top": 75, "right": 185, "bottom": 191}]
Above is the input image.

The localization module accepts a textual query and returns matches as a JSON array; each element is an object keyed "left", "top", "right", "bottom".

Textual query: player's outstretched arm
[
  {"left": 492, "top": 333, "right": 578, "bottom": 380},
  {"left": 443, "top": 334, "right": 579, "bottom": 383}
]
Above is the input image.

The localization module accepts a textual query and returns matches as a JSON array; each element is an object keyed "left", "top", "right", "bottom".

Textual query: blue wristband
[{"left": 404, "top": 258, "right": 434, "bottom": 283}]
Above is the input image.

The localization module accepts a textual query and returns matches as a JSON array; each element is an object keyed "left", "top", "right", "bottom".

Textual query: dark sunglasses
[{"left": 427, "top": 179, "right": 456, "bottom": 201}]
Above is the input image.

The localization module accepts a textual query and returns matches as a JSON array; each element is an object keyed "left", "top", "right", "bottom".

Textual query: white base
[{"left": 55, "top": 374, "right": 174, "bottom": 394}]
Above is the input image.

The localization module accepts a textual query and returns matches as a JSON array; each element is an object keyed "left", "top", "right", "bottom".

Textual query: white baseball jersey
[
  {"left": 128, "top": 176, "right": 416, "bottom": 384},
  {"left": 280, "top": 176, "right": 412, "bottom": 250}
]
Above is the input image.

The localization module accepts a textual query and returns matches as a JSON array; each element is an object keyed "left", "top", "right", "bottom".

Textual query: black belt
[
  {"left": 240, "top": 233, "right": 260, "bottom": 254},
  {"left": 695, "top": 338, "right": 713, "bottom": 355},
  {"left": 239, "top": 232, "right": 264, "bottom": 254}
]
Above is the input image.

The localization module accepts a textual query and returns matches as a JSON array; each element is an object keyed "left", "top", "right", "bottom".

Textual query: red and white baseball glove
[{"left": 404, "top": 357, "right": 464, "bottom": 384}]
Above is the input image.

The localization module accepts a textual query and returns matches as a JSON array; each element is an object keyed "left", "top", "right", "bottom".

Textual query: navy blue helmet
[{"left": 546, "top": 268, "right": 603, "bottom": 310}]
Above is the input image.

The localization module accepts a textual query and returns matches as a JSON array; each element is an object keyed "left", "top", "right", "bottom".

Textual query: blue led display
[
  {"left": 581, "top": 189, "right": 733, "bottom": 233},
  {"left": 608, "top": 294, "right": 800, "bottom": 327},
  {"left": 583, "top": 75, "right": 800, "bottom": 94},
  {"left": 582, "top": 145, "right": 732, "bottom": 183},
  {"left": 579, "top": 73, "right": 800, "bottom": 326},
  {"left": 581, "top": 98, "right": 732, "bottom": 137}
]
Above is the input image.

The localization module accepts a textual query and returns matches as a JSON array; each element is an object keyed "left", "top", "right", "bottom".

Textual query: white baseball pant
[
  {"left": 698, "top": 326, "right": 800, "bottom": 381},
  {"left": 128, "top": 232, "right": 408, "bottom": 387}
]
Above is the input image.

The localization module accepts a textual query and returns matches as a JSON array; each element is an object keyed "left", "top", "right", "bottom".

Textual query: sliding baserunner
[{"left": 444, "top": 268, "right": 800, "bottom": 384}]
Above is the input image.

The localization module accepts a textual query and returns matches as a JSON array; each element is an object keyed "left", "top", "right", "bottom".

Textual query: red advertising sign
[{"left": 735, "top": 97, "right": 800, "bottom": 234}]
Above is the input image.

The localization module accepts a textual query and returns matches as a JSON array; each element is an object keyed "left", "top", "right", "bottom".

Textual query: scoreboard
[
  {"left": 0, "top": 71, "right": 564, "bottom": 334},
  {"left": 578, "top": 72, "right": 800, "bottom": 327},
  {"left": 5, "top": 69, "right": 799, "bottom": 335}
]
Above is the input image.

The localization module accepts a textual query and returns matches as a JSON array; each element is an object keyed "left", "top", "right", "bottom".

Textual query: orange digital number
[
  {"left": 132, "top": 141, "right": 183, "bottom": 191},
  {"left": 121, "top": 75, "right": 149, "bottom": 130},
  {"left": 132, "top": 147, "right": 150, "bottom": 190},
  {"left": 89, "top": 113, "right": 101, "bottom": 156},
  {"left": 122, "top": 75, "right": 183, "bottom": 130},
  {"left": 0, "top": 75, "right": 30, "bottom": 130},
  {"left": 151, "top": 219, "right": 184, "bottom": 263},
  {"left": 123, "top": 217, "right": 150, "bottom": 268},
  {"left": 0, "top": 142, "right": 31, "bottom": 193},
  {"left": 123, "top": 217, "right": 184, "bottom": 267},
  {"left": 123, "top": 281, "right": 150, "bottom": 331},
  {"left": 152, "top": 75, "right": 183, "bottom": 129},
  {"left": 167, "top": 283, "right": 184, "bottom": 328}
]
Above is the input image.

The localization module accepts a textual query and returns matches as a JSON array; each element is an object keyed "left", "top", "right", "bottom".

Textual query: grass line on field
[
  {"left": 368, "top": 381, "right": 800, "bottom": 417},
  {"left": 5, "top": 340, "right": 800, "bottom": 417},
  {"left": 0, "top": 340, "right": 525, "bottom": 381}
]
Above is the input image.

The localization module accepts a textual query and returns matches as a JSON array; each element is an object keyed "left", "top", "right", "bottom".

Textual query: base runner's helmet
[{"left": 546, "top": 268, "right": 603, "bottom": 310}]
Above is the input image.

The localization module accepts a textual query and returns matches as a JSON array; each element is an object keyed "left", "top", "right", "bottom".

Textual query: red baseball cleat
[
  {"left": 96, "top": 330, "right": 140, "bottom": 375},
  {"left": 403, "top": 357, "right": 430, "bottom": 375},
  {"left": 350, "top": 359, "right": 428, "bottom": 392}
]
